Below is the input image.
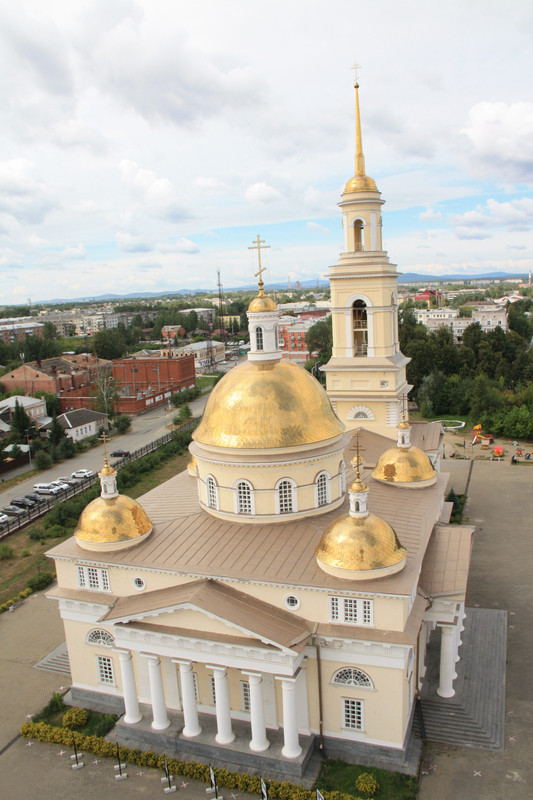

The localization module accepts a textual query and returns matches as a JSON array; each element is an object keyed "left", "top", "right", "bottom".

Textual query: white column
[
  {"left": 279, "top": 677, "right": 301, "bottom": 759},
  {"left": 117, "top": 650, "right": 141, "bottom": 724},
  {"left": 174, "top": 660, "right": 201, "bottom": 738},
  {"left": 244, "top": 672, "right": 269, "bottom": 752},
  {"left": 146, "top": 655, "right": 170, "bottom": 730},
  {"left": 209, "top": 665, "right": 235, "bottom": 744},
  {"left": 437, "top": 625, "right": 456, "bottom": 698}
]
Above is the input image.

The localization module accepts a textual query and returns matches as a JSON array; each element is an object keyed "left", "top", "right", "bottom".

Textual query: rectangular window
[
  {"left": 97, "top": 655, "right": 114, "bottom": 685},
  {"left": 241, "top": 680, "right": 251, "bottom": 712},
  {"left": 329, "top": 596, "right": 373, "bottom": 626},
  {"left": 209, "top": 674, "right": 216, "bottom": 705},
  {"left": 343, "top": 698, "right": 363, "bottom": 730},
  {"left": 77, "top": 565, "right": 110, "bottom": 592}
]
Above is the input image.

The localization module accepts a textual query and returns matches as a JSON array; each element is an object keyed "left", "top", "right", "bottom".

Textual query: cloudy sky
[{"left": 1, "top": 0, "right": 532, "bottom": 305}]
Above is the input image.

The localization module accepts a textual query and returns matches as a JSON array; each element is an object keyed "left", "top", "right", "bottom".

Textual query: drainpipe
[{"left": 311, "top": 626, "right": 324, "bottom": 751}]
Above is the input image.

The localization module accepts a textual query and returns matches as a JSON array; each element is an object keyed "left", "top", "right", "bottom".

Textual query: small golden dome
[
  {"left": 248, "top": 293, "right": 277, "bottom": 313},
  {"left": 344, "top": 174, "right": 378, "bottom": 193},
  {"left": 398, "top": 419, "right": 410, "bottom": 430},
  {"left": 99, "top": 463, "right": 116, "bottom": 476},
  {"left": 75, "top": 495, "right": 153, "bottom": 550},
  {"left": 372, "top": 445, "right": 437, "bottom": 487},
  {"left": 316, "top": 512, "right": 407, "bottom": 580},
  {"left": 193, "top": 359, "right": 344, "bottom": 449},
  {"left": 349, "top": 478, "right": 367, "bottom": 493}
]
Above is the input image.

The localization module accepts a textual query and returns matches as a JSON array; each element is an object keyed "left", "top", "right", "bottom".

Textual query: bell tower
[{"left": 322, "top": 74, "right": 410, "bottom": 437}]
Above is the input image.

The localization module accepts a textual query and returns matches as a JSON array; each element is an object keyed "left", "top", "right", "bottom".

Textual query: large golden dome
[
  {"left": 372, "top": 445, "right": 437, "bottom": 487},
  {"left": 75, "top": 495, "right": 153, "bottom": 550},
  {"left": 193, "top": 359, "right": 344, "bottom": 449},
  {"left": 316, "top": 512, "right": 407, "bottom": 580}
]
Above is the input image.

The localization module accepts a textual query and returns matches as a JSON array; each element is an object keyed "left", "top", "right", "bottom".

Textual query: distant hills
[{"left": 33, "top": 272, "right": 529, "bottom": 306}]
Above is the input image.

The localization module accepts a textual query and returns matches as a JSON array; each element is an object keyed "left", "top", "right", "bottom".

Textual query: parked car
[
  {"left": 56, "top": 476, "right": 78, "bottom": 487},
  {"left": 1, "top": 506, "right": 26, "bottom": 516},
  {"left": 48, "top": 480, "right": 69, "bottom": 492},
  {"left": 25, "top": 493, "right": 48, "bottom": 505},
  {"left": 33, "top": 483, "right": 64, "bottom": 496},
  {"left": 71, "top": 469, "right": 95, "bottom": 479},
  {"left": 110, "top": 450, "right": 130, "bottom": 458},
  {"left": 11, "top": 497, "right": 37, "bottom": 509},
  {"left": 0, "top": 513, "right": 9, "bottom": 525}
]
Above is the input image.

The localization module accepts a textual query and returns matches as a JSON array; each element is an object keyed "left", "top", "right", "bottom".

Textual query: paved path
[{"left": 419, "top": 458, "right": 533, "bottom": 800}]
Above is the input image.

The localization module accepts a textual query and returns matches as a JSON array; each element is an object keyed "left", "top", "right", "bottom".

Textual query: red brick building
[{"left": 0, "top": 355, "right": 110, "bottom": 396}]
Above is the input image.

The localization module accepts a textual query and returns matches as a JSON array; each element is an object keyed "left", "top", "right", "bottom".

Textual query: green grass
[
  {"left": 34, "top": 695, "right": 118, "bottom": 737},
  {"left": 316, "top": 759, "right": 417, "bottom": 800}
]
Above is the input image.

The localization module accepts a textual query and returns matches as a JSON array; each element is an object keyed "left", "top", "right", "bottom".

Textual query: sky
[{"left": 0, "top": 0, "right": 532, "bottom": 306}]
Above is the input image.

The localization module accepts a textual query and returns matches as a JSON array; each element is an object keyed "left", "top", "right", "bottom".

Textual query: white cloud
[
  {"left": 116, "top": 232, "right": 153, "bottom": 252},
  {"left": 62, "top": 244, "right": 86, "bottom": 259},
  {"left": 419, "top": 208, "right": 442, "bottom": 221},
  {"left": 461, "top": 101, "right": 533, "bottom": 182},
  {"left": 245, "top": 182, "right": 283, "bottom": 203},
  {"left": 306, "top": 221, "right": 331, "bottom": 235},
  {"left": 0, "top": 159, "right": 57, "bottom": 225},
  {"left": 120, "top": 159, "right": 190, "bottom": 222},
  {"left": 156, "top": 238, "right": 200, "bottom": 254}
]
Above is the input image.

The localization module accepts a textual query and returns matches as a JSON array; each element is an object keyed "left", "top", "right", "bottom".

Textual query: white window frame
[
  {"left": 77, "top": 565, "right": 110, "bottom": 592},
  {"left": 97, "top": 655, "right": 115, "bottom": 685},
  {"left": 332, "top": 667, "right": 373, "bottom": 689},
  {"left": 275, "top": 478, "right": 297, "bottom": 514},
  {"left": 315, "top": 471, "right": 330, "bottom": 507},
  {"left": 234, "top": 479, "right": 255, "bottom": 515},
  {"left": 240, "top": 680, "right": 251, "bottom": 712},
  {"left": 87, "top": 629, "right": 115, "bottom": 648},
  {"left": 205, "top": 475, "right": 219, "bottom": 510},
  {"left": 209, "top": 674, "right": 216, "bottom": 705},
  {"left": 255, "top": 326, "right": 264, "bottom": 351},
  {"left": 329, "top": 596, "right": 373, "bottom": 626},
  {"left": 343, "top": 698, "right": 364, "bottom": 731},
  {"left": 339, "top": 460, "right": 346, "bottom": 494}
]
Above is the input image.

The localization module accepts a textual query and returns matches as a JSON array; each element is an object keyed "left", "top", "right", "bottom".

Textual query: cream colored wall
[
  {"left": 63, "top": 618, "right": 123, "bottom": 693},
  {"left": 150, "top": 608, "right": 253, "bottom": 638},
  {"left": 196, "top": 449, "right": 345, "bottom": 518}
]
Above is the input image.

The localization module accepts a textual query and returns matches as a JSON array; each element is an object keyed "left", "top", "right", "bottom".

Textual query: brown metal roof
[
  {"left": 102, "top": 578, "right": 311, "bottom": 650},
  {"left": 419, "top": 524, "right": 474, "bottom": 597}
]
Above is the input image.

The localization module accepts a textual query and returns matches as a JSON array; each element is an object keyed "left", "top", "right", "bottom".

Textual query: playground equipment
[{"left": 471, "top": 424, "right": 493, "bottom": 447}]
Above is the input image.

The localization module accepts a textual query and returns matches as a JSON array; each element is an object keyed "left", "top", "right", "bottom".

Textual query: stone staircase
[
  {"left": 415, "top": 608, "right": 507, "bottom": 751},
  {"left": 34, "top": 641, "right": 71, "bottom": 676}
]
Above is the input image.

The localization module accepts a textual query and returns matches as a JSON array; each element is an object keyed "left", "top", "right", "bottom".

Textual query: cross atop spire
[
  {"left": 99, "top": 430, "right": 110, "bottom": 466},
  {"left": 248, "top": 235, "right": 270, "bottom": 294},
  {"left": 351, "top": 61, "right": 361, "bottom": 86}
]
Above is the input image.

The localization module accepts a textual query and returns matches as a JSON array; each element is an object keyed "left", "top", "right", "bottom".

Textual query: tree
[
  {"left": 93, "top": 329, "right": 127, "bottom": 360},
  {"left": 48, "top": 415, "right": 66, "bottom": 446},
  {"left": 114, "top": 414, "right": 131, "bottom": 434},
  {"left": 91, "top": 374, "right": 119, "bottom": 419},
  {"left": 42, "top": 321, "right": 58, "bottom": 339},
  {"left": 10, "top": 399, "right": 31, "bottom": 439},
  {"left": 305, "top": 318, "right": 332, "bottom": 362}
]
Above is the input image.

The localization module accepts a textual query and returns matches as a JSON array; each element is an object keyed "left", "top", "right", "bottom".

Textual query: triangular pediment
[{"left": 102, "top": 578, "right": 311, "bottom": 653}]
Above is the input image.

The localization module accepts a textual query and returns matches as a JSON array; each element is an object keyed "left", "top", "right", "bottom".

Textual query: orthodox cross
[
  {"left": 248, "top": 235, "right": 270, "bottom": 288},
  {"left": 99, "top": 430, "right": 109, "bottom": 463},
  {"left": 351, "top": 62, "right": 361, "bottom": 85},
  {"left": 350, "top": 431, "right": 365, "bottom": 471}
]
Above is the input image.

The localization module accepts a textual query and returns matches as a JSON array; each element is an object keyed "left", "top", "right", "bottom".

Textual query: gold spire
[
  {"left": 349, "top": 433, "right": 367, "bottom": 492},
  {"left": 99, "top": 431, "right": 115, "bottom": 476},
  {"left": 398, "top": 395, "right": 410, "bottom": 430},
  {"left": 344, "top": 70, "right": 378, "bottom": 194},
  {"left": 248, "top": 234, "right": 276, "bottom": 312}
]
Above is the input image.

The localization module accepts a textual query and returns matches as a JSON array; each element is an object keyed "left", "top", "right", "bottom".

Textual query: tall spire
[{"left": 344, "top": 69, "right": 378, "bottom": 194}]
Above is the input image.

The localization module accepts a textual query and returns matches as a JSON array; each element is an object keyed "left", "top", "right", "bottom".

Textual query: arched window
[
  {"left": 256, "top": 326, "right": 264, "bottom": 351},
  {"left": 236, "top": 480, "right": 254, "bottom": 514},
  {"left": 339, "top": 461, "right": 346, "bottom": 494},
  {"left": 353, "top": 219, "right": 363, "bottom": 251},
  {"left": 87, "top": 629, "right": 115, "bottom": 648},
  {"left": 352, "top": 300, "right": 367, "bottom": 356},
  {"left": 332, "top": 667, "right": 373, "bottom": 689},
  {"left": 315, "top": 472, "right": 329, "bottom": 507},
  {"left": 206, "top": 475, "right": 218, "bottom": 510},
  {"left": 277, "top": 479, "right": 295, "bottom": 514}
]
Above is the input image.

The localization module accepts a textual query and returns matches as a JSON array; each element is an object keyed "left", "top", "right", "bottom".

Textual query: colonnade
[{"left": 116, "top": 651, "right": 302, "bottom": 759}]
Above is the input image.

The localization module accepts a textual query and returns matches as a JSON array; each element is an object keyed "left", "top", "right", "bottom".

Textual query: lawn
[
  {"left": 0, "top": 450, "right": 190, "bottom": 605},
  {"left": 316, "top": 759, "right": 417, "bottom": 800},
  {"left": 34, "top": 693, "right": 118, "bottom": 738}
]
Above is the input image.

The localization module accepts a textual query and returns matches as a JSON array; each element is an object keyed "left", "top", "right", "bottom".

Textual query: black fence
[{"left": 0, "top": 417, "right": 199, "bottom": 542}]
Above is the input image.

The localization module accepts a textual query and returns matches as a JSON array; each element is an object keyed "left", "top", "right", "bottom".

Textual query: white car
[
  {"left": 0, "top": 513, "right": 9, "bottom": 525},
  {"left": 33, "top": 483, "right": 65, "bottom": 496},
  {"left": 71, "top": 469, "right": 95, "bottom": 479}
]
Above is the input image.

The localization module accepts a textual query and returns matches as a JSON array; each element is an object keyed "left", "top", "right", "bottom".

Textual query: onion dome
[
  {"left": 372, "top": 412, "right": 437, "bottom": 488},
  {"left": 74, "top": 458, "right": 153, "bottom": 552},
  {"left": 343, "top": 80, "right": 378, "bottom": 194},
  {"left": 193, "top": 359, "right": 344, "bottom": 449},
  {"left": 316, "top": 465, "right": 406, "bottom": 581},
  {"left": 248, "top": 290, "right": 276, "bottom": 313}
]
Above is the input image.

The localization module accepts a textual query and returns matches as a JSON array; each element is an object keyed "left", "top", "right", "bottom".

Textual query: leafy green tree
[
  {"left": 93, "top": 329, "right": 127, "bottom": 360},
  {"left": 42, "top": 321, "right": 58, "bottom": 339},
  {"left": 48, "top": 415, "right": 66, "bottom": 446},
  {"left": 10, "top": 399, "right": 31, "bottom": 439},
  {"left": 305, "top": 318, "right": 332, "bottom": 362},
  {"left": 58, "top": 437, "right": 76, "bottom": 459},
  {"left": 114, "top": 414, "right": 131, "bottom": 434}
]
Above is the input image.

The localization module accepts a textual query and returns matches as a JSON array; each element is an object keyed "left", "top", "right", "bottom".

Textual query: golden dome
[
  {"left": 343, "top": 174, "right": 378, "bottom": 193},
  {"left": 372, "top": 445, "right": 437, "bottom": 487},
  {"left": 193, "top": 359, "right": 344, "bottom": 449},
  {"left": 75, "top": 494, "right": 153, "bottom": 549},
  {"left": 99, "top": 463, "right": 115, "bottom": 476},
  {"left": 316, "top": 512, "right": 407, "bottom": 579},
  {"left": 187, "top": 455, "right": 197, "bottom": 476},
  {"left": 248, "top": 293, "right": 277, "bottom": 313}
]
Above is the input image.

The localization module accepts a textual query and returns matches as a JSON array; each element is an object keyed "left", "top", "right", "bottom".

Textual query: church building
[{"left": 46, "top": 80, "right": 473, "bottom": 776}]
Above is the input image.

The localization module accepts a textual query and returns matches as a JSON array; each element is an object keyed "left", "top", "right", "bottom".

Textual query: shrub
[
  {"left": 26, "top": 573, "right": 55, "bottom": 591},
  {"left": 0, "top": 544, "right": 14, "bottom": 560},
  {"left": 63, "top": 707, "right": 89, "bottom": 729},
  {"left": 355, "top": 772, "right": 379, "bottom": 797},
  {"left": 35, "top": 451, "right": 52, "bottom": 470},
  {"left": 0, "top": 587, "right": 33, "bottom": 614},
  {"left": 114, "top": 414, "right": 132, "bottom": 434},
  {"left": 21, "top": 549, "right": 30, "bottom": 557}
]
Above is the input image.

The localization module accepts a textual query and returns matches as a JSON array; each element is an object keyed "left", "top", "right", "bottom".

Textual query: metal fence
[{"left": 0, "top": 418, "right": 199, "bottom": 542}]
